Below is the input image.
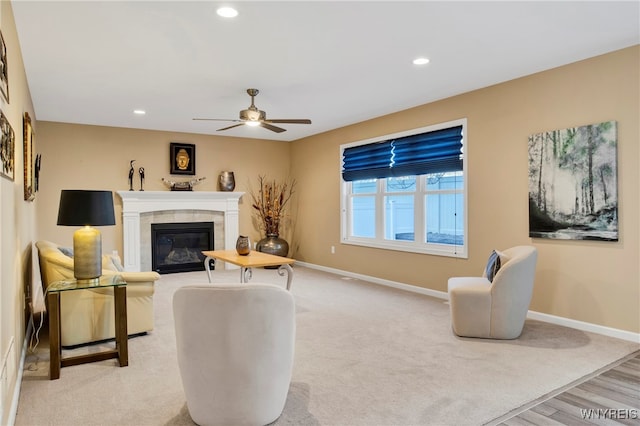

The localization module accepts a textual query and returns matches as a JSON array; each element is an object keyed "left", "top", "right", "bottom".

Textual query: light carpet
[{"left": 15, "top": 266, "right": 639, "bottom": 425}]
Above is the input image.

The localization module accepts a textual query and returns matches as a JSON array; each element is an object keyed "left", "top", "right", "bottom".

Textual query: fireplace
[
  {"left": 117, "top": 191, "right": 243, "bottom": 272},
  {"left": 151, "top": 222, "right": 214, "bottom": 274}
]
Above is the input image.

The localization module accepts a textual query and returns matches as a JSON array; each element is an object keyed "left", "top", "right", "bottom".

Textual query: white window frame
[{"left": 340, "top": 118, "right": 468, "bottom": 258}]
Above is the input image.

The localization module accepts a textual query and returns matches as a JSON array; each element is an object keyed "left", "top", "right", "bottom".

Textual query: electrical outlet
[{"left": 331, "top": 245, "right": 335, "bottom": 254}]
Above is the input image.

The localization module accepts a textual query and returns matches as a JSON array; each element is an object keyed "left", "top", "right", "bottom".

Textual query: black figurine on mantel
[
  {"left": 139, "top": 167, "right": 145, "bottom": 191},
  {"left": 128, "top": 160, "right": 135, "bottom": 191}
]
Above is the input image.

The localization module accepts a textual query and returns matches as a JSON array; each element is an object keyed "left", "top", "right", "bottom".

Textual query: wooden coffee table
[{"left": 202, "top": 250, "right": 295, "bottom": 290}]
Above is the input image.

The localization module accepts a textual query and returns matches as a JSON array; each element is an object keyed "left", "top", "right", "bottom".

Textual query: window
[{"left": 340, "top": 119, "right": 467, "bottom": 258}]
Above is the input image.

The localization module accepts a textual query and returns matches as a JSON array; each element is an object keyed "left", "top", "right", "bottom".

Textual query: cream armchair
[
  {"left": 447, "top": 245, "right": 538, "bottom": 339},
  {"left": 36, "top": 240, "right": 160, "bottom": 346},
  {"left": 173, "top": 283, "right": 295, "bottom": 426}
]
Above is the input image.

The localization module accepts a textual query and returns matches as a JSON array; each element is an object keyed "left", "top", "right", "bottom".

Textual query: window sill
[{"left": 341, "top": 237, "right": 467, "bottom": 258}]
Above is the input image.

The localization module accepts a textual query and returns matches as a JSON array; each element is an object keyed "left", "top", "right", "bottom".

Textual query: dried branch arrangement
[{"left": 250, "top": 175, "right": 296, "bottom": 236}]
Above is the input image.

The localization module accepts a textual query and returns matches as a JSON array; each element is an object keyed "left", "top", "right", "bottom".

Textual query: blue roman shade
[
  {"left": 342, "top": 125, "right": 463, "bottom": 181},
  {"left": 341, "top": 140, "right": 393, "bottom": 182}
]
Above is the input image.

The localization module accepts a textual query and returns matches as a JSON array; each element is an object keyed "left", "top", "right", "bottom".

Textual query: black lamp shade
[{"left": 57, "top": 190, "right": 116, "bottom": 226}]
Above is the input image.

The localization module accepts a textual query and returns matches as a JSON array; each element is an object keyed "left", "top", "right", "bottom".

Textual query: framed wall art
[
  {"left": 528, "top": 120, "right": 618, "bottom": 241},
  {"left": 0, "top": 30, "right": 8, "bottom": 103},
  {"left": 35, "top": 153, "right": 41, "bottom": 192},
  {"left": 24, "top": 112, "right": 35, "bottom": 201},
  {"left": 170, "top": 142, "right": 195, "bottom": 175},
  {"left": 0, "top": 109, "right": 14, "bottom": 180}
]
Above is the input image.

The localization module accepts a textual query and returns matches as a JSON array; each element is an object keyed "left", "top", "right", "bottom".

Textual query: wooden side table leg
[
  {"left": 114, "top": 286, "right": 128, "bottom": 367},
  {"left": 48, "top": 292, "right": 61, "bottom": 380}
]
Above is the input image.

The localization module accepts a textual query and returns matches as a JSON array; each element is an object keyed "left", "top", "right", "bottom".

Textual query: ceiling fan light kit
[{"left": 193, "top": 88, "right": 312, "bottom": 133}]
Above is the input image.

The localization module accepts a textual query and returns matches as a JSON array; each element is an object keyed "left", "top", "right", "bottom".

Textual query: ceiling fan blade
[
  {"left": 216, "top": 123, "right": 245, "bottom": 132},
  {"left": 264, "top": 119, "right": 312, "bottom": 124},
  {"left": 260, "top": 122, "right": 287, "bottom": 133},
  {"left": 193, "top": 118, "right": 242, "bottom": 122}
]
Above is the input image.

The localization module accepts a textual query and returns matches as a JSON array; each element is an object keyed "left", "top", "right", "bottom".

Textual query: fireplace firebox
[{"left": 151, "top": 222, "right": 214, "bottom": 274}]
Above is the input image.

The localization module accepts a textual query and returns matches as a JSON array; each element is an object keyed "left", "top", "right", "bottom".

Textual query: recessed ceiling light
[
  {"left": 217, "top": 7, "right": 238, "bottom": 18},
  {"left": 413, "top": 57, "right": 430, "bottom": 65},
  {"left": 133, "top": 110, "right": 146, "bottom": 115}
]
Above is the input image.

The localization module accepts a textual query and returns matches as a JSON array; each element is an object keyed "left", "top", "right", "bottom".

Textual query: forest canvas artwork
[{"left": 528, "top": 121, "right": 618, "bottom": 241}]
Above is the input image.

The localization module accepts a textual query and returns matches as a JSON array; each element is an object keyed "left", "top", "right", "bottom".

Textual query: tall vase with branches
[{"left": 249, "top": 175, "right": 296, "bottom": 259}]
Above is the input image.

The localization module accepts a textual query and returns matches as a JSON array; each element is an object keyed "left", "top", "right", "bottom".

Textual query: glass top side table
[
  {"left": 47, "top": 274, "right": 126, "bottom": 292},
  {"left": 47, "top": 274, "right": 128, "bottom": 380}
]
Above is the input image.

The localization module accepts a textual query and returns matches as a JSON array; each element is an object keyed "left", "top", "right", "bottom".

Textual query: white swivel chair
[
  {"left": 448, "top": 245, "right": 538, "bottom": 339},
  {"left": 173, "top": 283, "right": 296, "bottom": 426}
]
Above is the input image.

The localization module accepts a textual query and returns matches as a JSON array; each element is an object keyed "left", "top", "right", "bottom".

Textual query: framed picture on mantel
[{"left": 170, "top": 142, "right": 195, "bottom": 175}]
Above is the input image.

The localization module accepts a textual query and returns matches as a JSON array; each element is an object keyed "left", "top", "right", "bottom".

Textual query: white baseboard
[
  {"left": 525, "top": 311, "right": 639, "bottom": 343},
  {"left": 7, "top": 318, "right": 31, "bottom": 426},
  {"left": 295, "top": 260, "right": 449, "bottom": 300},
  {"left": 295, "top": 261, "right": 640, "bottom": 344}
]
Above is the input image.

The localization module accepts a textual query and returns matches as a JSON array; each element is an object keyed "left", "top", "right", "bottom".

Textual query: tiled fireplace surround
[{"left": 117, "top": 191, "right": 243, "bottom": 272}]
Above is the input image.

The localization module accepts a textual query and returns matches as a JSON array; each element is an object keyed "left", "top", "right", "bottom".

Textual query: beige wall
[
  {"left": 0, "top": 2, "right": 37, "bottom": 423},
  {"left": 291, "top": 46, "right": 640, "bottom": 333},
  {"left": 35, "top": 47, "right": 640, "bottom": 334},
  {"left": 1, "top": 12, "right": 637, "bottom": 421},
  {"left": 35, "top": 122, "right": 292, "bottom": 254}
]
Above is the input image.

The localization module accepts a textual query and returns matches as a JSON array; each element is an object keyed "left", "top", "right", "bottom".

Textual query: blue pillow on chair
[
  {"left": 485, "top": 250, "right": 502, "bottom": 282},
  {"left": 59, "top": 247, "right": 74, "bottom": 258}
]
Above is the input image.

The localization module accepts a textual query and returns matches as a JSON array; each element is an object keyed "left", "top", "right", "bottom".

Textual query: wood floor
[{"left": 494, "top": 351, "right": 640, "bottom": 425}]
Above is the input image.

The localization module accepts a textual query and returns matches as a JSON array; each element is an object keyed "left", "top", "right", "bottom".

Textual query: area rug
[{"left": 15, "top": 266, "right": 639, "bottom": 425}]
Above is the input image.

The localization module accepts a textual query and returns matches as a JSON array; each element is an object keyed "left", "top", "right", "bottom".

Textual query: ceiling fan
[{"left": 193, "top": 88, "right": 312, "bottom": 133}]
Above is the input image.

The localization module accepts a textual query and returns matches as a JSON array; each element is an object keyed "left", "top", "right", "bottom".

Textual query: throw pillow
[
  {"left": 102, "top": 255, "right": 125, "bottom": 272},
  {"left": 59, "top": 247, "right": 74, "bottom": 258},
  {"left": 110, "top": 255, "right": 125, "bottom": 272},
  {"left": 485, "top": 250, "right": 502, "bottom": 282}
]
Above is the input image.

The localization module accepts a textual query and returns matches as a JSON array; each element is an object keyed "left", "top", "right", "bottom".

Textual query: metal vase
[
  {"left": 218, "top": 171, "right": 236, "bottom": 192},
  {"left": 256, "top": 234, "right": 289, "bottom": 268},
  {"left": 235, "top": 235, "right": 251, "bottom": 256}
]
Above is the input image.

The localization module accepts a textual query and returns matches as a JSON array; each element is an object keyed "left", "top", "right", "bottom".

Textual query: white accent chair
[
  {"left": 447, "top": 245, "right": 538, "bottom": 339},
  {"left": 173, "top": 283, "right": 296, "bottom": 426}
]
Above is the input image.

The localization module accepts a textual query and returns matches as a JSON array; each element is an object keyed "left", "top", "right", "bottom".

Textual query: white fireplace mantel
[{"left": 117, "top": 191, "right": 244, "bottom": 272}]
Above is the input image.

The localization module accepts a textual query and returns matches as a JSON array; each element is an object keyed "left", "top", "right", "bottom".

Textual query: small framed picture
[
  {"left": 170, "top": 142, "right": 195, "bottom": 175},
  {"left": 0, "top": 110, "right": 15, "bottom": 180},
  {"left": 24, "top": 112, "right": 35, "bottom": 201},
  {"left": 0, "top": 30, "right": 8, "bottom": 103}
]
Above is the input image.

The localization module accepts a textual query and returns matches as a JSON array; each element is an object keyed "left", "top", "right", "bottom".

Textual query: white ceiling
[{"left": 11, "top": 1, "right": 640, "bottom": 142}]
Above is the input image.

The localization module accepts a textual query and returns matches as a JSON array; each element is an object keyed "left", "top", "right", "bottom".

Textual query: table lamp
[{"left": 57, "top": 190, "right": 116, "bottom": 282}]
